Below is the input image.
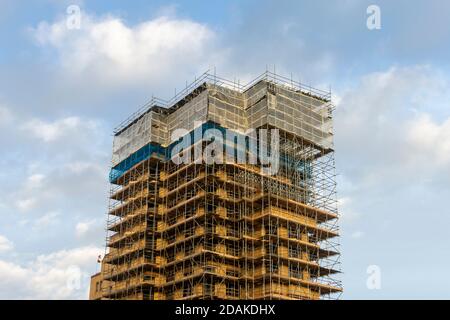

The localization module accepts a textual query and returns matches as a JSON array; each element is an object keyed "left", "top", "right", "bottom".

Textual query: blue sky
[{"left": 0, "top": 0, "right": 449, "bottom": 299}]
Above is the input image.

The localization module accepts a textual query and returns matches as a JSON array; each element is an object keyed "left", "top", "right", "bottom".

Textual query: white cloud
[
  {"left": 16, "top": 198, "right": 38, "bottom": 212},
  {"left": 32, "top": 14, "right": 220, "bottom": 85},
  {"left": 335, "top": 65, "right": 450, "bottom": 188},
  {"left": 10, "top": 156, "right": 107, "bottom": 219},
  {"left": 27, "top": 174, "right": 46, "bottom": 189},
  {"left": 0, "top": 235, "right": 13, "bottom": 253},
  {"left": 1, "top": 111, "right": 109, "bottom": 222},
  {"left": 75, "top": 220, "right": 95, "bottom": 237},
  {"left": 405, "top": 114, "right": 450, "bottom": 167},
  {"left": 65, "top": 161, "right": 103, "bottom": 175},
  {"left": 0, "top": 105, "right": 13, "bottom": 127},
  {"left": 350, "top": 231, "right": 365, "bottom": 239},
  {"left": 338, "top": 196, "right": 360, "bottom": 222},
  {"left": 33, "top": 212, "right": 60, "bottom": 230},
  {"left": 21, "top": 117, "right": 83, "bottom": 142},
  {"left": 0, "top": 246, "right": 102, "bottom": 299},
  {"left": 14, "top": 174, "right": 46, "bottom": 212},
  {"left": 75, "top": 219, "right": 105, "bottom": 245}
]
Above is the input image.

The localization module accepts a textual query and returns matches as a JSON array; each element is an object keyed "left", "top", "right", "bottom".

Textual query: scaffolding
[{"left": 90, "top": 71, "right": 342, "bottom": 300}]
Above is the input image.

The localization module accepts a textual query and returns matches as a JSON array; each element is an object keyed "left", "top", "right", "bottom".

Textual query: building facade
[{"left": 90, "top": 72, "right": 342, "bottom": 300}]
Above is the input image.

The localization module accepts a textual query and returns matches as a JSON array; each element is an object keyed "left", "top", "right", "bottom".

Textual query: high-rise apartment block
[{"left": 90, "top": 71, "right": 342, "bottom": 300}]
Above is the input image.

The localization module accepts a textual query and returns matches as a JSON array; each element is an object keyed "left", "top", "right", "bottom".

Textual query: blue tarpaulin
[{"left": 109, "top": 122, "right": 311, "bottom": 183}]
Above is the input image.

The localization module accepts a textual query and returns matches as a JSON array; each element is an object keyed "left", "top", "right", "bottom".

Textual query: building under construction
[{"left": 89, "top": 71, "right": 342, "bottom": 300}]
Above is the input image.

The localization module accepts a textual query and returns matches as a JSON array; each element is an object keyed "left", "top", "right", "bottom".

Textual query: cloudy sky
[{"left": 0, "top": 0, "right": 449, "bottom": 299}]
